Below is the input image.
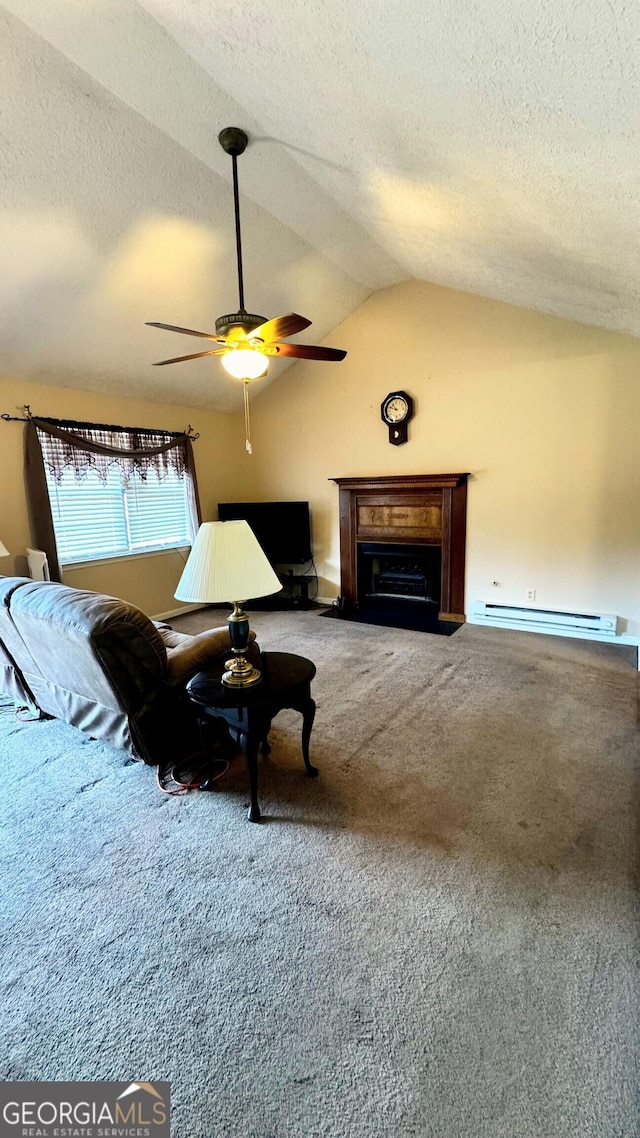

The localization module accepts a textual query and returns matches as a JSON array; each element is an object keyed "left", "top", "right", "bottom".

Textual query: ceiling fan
[{"left": 146, "top": 127, "right": 346, "bottom": 450}]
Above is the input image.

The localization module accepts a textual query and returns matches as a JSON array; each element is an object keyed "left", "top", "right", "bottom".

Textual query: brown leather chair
[
  {"left": 0, "top": 576, "right": 254, "bottom": 765},
  {"left": 0, "top": 577, "right": 40, "bottom": 713}
]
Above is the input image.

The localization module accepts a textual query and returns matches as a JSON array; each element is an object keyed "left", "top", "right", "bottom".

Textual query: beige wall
[
  {"left": 0, "top": 376, "right": 249, "bottom": 615},
  {"left": 2, "top": 280, "right": 638, "bottom": 635},
  {"left": 240, "top": 280, "right": 640, "bottom": 637}
]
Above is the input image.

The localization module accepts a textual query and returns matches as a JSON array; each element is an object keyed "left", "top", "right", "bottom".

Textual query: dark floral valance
[
  {"left": 1, "top": 411, "right": 202, "bottom": 584},
  {"left": 32, "top": 416, "right": 198, "bottom": 485}
]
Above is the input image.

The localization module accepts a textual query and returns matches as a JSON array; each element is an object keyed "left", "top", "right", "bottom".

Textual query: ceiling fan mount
[{"left": 217, "top": 126, "right": 249, "bottom": 157}]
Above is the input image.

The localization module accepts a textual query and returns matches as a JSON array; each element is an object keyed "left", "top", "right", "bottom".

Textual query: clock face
[{"left": 383, "top": 395, "right": 409, "bottom": 424}]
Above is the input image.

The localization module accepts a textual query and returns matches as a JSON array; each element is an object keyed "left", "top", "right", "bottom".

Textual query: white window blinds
[{"left": 46, "top": 466, "right": 193, "bottom": 564}]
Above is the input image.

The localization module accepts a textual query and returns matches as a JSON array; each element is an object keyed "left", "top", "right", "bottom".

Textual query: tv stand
[
  {"left": 279, "top": 572, "right": 312, "bottom": 609},
  {"left": 247, "top": 572, "right": 313, "bottom": 611}
]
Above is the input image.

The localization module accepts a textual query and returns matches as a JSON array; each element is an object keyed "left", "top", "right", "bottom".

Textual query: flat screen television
[{"left": 217, "top": 501, "right": 312, "bottom": 566}]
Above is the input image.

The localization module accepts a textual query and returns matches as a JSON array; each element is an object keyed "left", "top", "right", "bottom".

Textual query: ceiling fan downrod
[{"left": 218, "top": 127, "right": 249, "bottom": 313}]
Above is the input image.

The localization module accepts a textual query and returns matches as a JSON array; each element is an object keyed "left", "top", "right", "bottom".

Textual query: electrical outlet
[{"left": 526, "top": 588, "right": 536, "bottom": 602}]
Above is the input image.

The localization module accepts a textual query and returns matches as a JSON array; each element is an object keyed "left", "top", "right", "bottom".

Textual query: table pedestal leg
[
  {"left": 301, "top": 697, "right": 319, "bottom": 777},
  {"left": 246, "top": 733, "right": 261, "bottom": 822}
]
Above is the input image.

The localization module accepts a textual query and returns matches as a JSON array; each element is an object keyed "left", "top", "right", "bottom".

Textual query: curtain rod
[{"left": 1, "top": 407, "right": 199, "bottom": 439}]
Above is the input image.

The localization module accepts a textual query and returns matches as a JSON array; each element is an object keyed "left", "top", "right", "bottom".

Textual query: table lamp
[
  {"left": 0, "top": 539, "right": 9, "bottom": 558},
  {"left": 175, "top": 520, "right": 282, "bottom": 687}
]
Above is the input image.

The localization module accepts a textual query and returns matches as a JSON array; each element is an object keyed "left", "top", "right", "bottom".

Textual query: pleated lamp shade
[
  {"left": 175, "top": 520, "right": 282, "bottom": 604},
  {"left": 0, "top": 539, "right": 9, "bottom": 558}
]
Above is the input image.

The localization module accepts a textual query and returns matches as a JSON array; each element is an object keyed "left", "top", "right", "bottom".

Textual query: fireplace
[
  {"left": 359, "top": 542, "right": 442, "bottom": 609},
  {"left": 331, "top": 474, "right": 468, "bottom": 624}
]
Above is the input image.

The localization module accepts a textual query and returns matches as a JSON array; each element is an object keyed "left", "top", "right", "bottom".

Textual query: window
[{"left": 46, "top": 465, "right": 194, "bottom": 565}]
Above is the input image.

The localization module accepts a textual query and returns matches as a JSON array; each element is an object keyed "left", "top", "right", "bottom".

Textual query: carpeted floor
[{"left": 1, "top": 610, "right": 638, "bottom": 1138}]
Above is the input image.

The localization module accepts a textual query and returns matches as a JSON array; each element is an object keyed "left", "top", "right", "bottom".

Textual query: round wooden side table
[{"left": 186, "top": 651, "right": 318, "bottom": 822}]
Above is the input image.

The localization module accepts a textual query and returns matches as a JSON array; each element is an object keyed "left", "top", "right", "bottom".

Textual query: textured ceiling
[{"left": 2, "top": 0, "right": 639, "bottom": 410}]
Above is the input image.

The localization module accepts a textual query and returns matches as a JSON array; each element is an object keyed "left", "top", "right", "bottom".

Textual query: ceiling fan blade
[
  {"left": 146, "top": 322, "right": 223, "bottom": 342},
  {"left": 268, "top": 342, "right": 347, "bottom": 362},
  {"left": 152, "top": 348, "right": 228, "bottom": 366},
  {"left": 251, "top": 313, "right": 312, "bottom": 343}
]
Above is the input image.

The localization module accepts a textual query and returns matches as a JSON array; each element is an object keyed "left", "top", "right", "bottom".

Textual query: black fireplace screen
[{"left": 358, "top": 542, "right": 441, "bottom": 606}]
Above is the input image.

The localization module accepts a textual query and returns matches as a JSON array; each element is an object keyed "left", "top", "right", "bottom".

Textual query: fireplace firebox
[
  {"left": 331, "top": 474, "right": 468, "bottom": 624},
  {"left": 359, "top": 542, "right": 441, "bottom": 607}
]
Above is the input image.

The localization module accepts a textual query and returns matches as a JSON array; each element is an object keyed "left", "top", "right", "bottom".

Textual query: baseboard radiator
[{"left": 472, "top": 602, "right": 618, "bottom": 636}]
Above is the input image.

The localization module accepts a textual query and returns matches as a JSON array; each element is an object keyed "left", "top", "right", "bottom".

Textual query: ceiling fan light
[{"left": 221, "top": 348, "right": 269, "bottom": 380}]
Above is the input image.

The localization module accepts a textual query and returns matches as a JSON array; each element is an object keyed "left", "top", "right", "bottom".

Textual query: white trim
[
  {"left": 467, "top": 611, "right": 639, "bottom": 669},
  {"left": 63, "top": 546, "right": 190, "bottom": 571},
  {"left": 151, "top": 602, "right": 208, "bottom": 620}
]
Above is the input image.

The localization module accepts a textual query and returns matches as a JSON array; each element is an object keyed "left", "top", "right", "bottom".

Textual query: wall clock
[{"left": 381, "top": 390, "right": 414, "bottom": 445}]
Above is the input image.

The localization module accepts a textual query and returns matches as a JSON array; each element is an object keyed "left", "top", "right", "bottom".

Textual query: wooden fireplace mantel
[
  {"left": 330, "top": 473, "right": 469, "bottom": 622},
  {"left": 331, "top": 474, "right": 468, "bottom": 491}
]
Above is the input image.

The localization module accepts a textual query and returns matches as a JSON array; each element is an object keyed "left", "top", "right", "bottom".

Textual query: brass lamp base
[
  {"left": 222, "top": 657, "right": 262, "bottom": 687},
  {"left": 222, "top": 602, "right": 262, "bottom": 687}
]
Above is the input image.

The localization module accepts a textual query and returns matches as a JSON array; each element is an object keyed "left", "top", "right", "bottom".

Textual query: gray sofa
[{"left": 0, "top": 576, "right": 250, "bottom": 765}]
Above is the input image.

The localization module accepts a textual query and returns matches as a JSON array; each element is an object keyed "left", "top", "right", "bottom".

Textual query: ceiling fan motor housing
[{"left": 215, "top": 311, "right": 267, "bottom": 339}]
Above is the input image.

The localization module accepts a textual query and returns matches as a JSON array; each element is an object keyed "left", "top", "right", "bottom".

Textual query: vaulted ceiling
[{"left": 1, "top": 0, "right": 638, "bottom": 410}]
